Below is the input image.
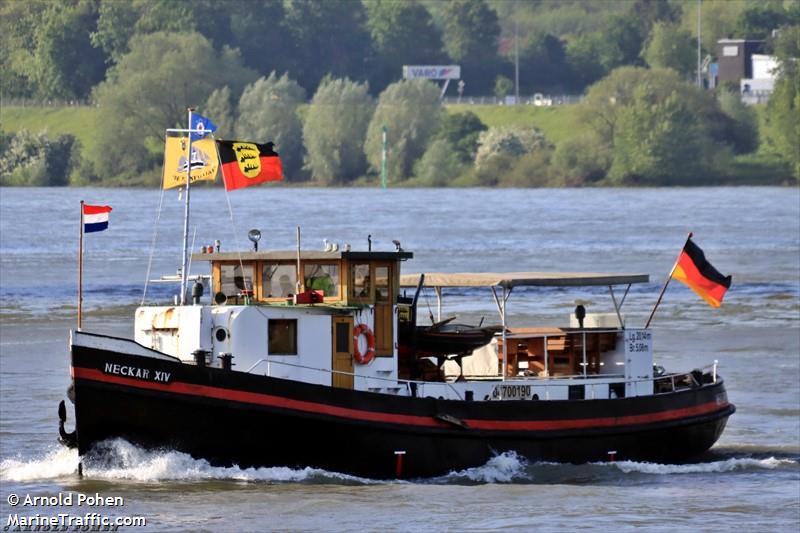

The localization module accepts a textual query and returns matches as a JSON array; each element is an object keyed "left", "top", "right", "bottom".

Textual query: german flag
[
  {"left": 672, "top": 237, "right": 731, "bottom": 307},
  {"left": 217, "top": 140, "right": 283, "bottom": 191}
]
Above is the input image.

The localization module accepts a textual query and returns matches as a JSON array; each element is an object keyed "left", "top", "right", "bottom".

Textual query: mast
[
  {"left": 180, "top": 108, "right": 194, "bottom": 305},
  {"left": 78, "top": 200, "right": 84, "bottom": 329}
]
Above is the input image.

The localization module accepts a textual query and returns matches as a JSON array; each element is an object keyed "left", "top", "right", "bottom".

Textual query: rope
[
  {"left": 141, "top": 158, "right": 168, "bottom": 305},
  {"left": 422, "top": 287, "right": 435, "bottom": 324},
  {"left": 216, "top": 139, "right": 253, "bottom": 295},
  {"left": 187, "top": 226, "right": 197, "bottom": 282}
]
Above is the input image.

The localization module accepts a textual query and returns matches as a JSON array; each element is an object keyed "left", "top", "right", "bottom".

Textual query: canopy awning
[{"left": 400, "top": 271, "right": 649, "bottom": 289}]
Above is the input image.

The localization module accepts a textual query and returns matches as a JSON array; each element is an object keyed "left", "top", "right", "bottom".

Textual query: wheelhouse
[{"left": 134, "top": 249, "right": 412, "bottom": 393}]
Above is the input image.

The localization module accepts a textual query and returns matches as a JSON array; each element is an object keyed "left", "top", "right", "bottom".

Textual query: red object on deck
[{"left": 293, "top": 290, "right": 323, "bottom": 304}]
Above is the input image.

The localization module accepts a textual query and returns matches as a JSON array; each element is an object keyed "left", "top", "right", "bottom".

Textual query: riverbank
[{"left": 2, "top": 105, "right": 795, "bottom": 187}]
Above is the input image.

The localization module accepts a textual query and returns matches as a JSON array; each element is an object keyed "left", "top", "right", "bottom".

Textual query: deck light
[
  {"left": 575, "top": 304, "right": 586, "bottom": 328},
  {"left": 248, "top": 229, "right": 261, "bottom": 251}
]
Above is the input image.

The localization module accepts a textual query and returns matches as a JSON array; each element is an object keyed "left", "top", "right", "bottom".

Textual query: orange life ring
[{"left": 353, "top": 324, "right": 376, "bottom": 364}]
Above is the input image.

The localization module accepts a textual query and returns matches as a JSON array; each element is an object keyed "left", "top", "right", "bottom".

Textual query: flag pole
[
  {"left": 180, "top": 108, "right": 194, "bottom": 306},
  {"left": 645, "top": 232, "right": 693, "bottom": 328},
  {"left": 78, "top": 200, "right": 84, "bottom": 330}
]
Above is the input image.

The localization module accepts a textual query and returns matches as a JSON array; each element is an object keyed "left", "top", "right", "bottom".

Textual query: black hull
[{"left": 69, "top": 336, "right": 735, "bottom": 479}]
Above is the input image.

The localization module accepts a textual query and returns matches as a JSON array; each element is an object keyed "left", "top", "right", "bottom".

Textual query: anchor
[{"left": 57, "top": 400, "right": 77, "bottom": 449}]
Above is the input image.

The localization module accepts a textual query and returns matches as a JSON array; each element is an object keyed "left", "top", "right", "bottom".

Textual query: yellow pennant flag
[{"left": 163, "top": 137, "right": 219, "bottom": 189}]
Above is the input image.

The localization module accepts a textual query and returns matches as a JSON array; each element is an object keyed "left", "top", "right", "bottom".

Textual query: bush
[
  {"left": 434, "top": 111, "right": 487, "bottom": 163},
  {"left": 551, "top": 134, "right": 611, "bottom": 184},
  {"left": 90, "top": 32, "right": 256, "bottom": 182},
  {"left": 364, "top": 79, "right": 442, "bottom": 182},
  {"left": 237, "top": 72, "right": 307, "bottom": 180},
  {"left": 411, "top": 139, "right": 465, "bottom": 186},
  {"left": 303, "top": 77, "right": 373, "bottom": 184},
  {"left": 716, "top": 89, "right": 759, "bottom": 154},
  {"left": 580, "top": 67, "right": 733, "bottom": 185},
  {"left": 499, "top": 149, "right": 555, "bottom": 187},
  {"left": 203, "top": 86, "right": 236, "bottom": 139},
  {"left": 607, "top": 87, "right": 712, "bottom": 185},
  {"left": 0, "top": 129, "right": 77, "bottom": 186},
  {"left": 474, "top": 126, "right": 550, "bottom": 170},
  {"left": 494, "top": 75, "right": 513, "bottom": 99},
  {"left": 472, "top": 153, "right": 516, "bottom": 187}
]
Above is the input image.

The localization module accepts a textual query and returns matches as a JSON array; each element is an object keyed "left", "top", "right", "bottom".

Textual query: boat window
[
  {"left": 268, "top": 319, "right": 297, "bottom": 355},
  {"left": 375, "top": 266, "right": 390, "bottom": 302},
  {"left": 335, "top": 321, "right": 350, "bottom": 353},
  {"left": 351, "top": 264, "right": 371, "bottom": 299},
  {"left": 220, "top": 264, "right": 254, "bottom": 297},
  {"left": 568, "top": 385, "right": 585, "bottom": 400},
  {"left": 263, "top": 263, "right": 297, "bottom": 298},
  {"left": 304, "top": 263, "right": 339, "bottom": 298}
]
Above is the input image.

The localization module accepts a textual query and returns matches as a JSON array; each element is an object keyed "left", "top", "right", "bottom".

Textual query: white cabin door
[{"left": 332, "top": 316, "right": 354, "bottom": 389}]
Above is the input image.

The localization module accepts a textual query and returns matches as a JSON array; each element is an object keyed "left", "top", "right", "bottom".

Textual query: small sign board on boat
[
  {"left": 624, "top": 329, "right": 653, "bottom": 357},
  {"left": 490, "top": 384, "right": 534, "bottom": 400}
]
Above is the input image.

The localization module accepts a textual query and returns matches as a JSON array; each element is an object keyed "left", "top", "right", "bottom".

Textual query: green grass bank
[{"left": 2, "top": 103, "right": 793, "bottom": 186}]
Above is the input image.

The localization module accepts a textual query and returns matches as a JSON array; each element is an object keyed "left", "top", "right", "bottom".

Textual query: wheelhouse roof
[
  {"left": 192, "top": 250, "right": 413, "bottom": 262},
  {"left": 400, "top": 271, "right": 649, "bottom": 289}
]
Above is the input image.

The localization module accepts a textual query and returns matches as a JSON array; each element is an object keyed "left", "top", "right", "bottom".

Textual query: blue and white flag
[{"left": 190, "top": 114, "right": 217, "bottom": 140}]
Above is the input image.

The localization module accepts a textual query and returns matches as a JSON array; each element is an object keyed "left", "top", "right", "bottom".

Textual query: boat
[
  {"left": 60, "top": 244, "right": 735, "bottom": 479},
  {"left": 412, "top": 316, "right": 501, "bottom": 357},
  {"left": 58, "top": 113, "right": 733, "bottom": 478}
]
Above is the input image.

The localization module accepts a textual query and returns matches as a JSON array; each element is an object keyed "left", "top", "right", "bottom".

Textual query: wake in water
[
  {"left": 2, "top": 439, "right": 797, "bottom": 486},
  {"left": 0, "top": 439, "right": 373, "bottom": 485}
]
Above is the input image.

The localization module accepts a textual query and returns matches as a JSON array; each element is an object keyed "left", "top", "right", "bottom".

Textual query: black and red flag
[
  {"left": 672, "top": 236, "right": 732, "bottom": 307},
  {"left": 216, "top": 140, "right": 283, "bottom": 191}
]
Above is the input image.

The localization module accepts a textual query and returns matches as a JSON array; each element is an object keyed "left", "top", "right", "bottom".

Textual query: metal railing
[
  {"left": 246, "top": 358, "right": 465, "bottom": 400},
  {"left": 2, "top": 98, "right": 95, "bottom": 107},
  {"left": 442, "top": 94, "right": 584, "bottom": 106},
  {"left": 243, "top": 355, "right": 720, "bottom": 400}
]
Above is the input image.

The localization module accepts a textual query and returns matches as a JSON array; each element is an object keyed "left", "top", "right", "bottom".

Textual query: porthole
[{"left": 214, "top": 327, "right": 229, "bottom": 342}]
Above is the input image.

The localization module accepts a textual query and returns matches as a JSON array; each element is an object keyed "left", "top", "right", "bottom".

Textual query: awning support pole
[
  {"left": 435, "top": 286, "right": 442, "bottom": 322},
  {"left": 501, "top": 287, "right": 507, "bottom": 381},
  {"left": 619, "top": 283, "right": 631, "bottom": 308},
  {"left": 582, "top": 331, "right": 587, "bottom": 377},
  {"left": 608, "top": 285, "right": 624, "bottom": 328},
  {"left": 490, "top": 286, "right": 503, "bottom": 319},
  {"left": 491, "top": 285, "right": 513, "bottom": 381}
]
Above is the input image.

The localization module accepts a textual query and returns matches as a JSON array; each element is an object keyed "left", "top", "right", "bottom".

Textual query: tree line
[
  {"left": 1, "top": 0, "right": 798, "bottom": 185},
  {"left": 5, "top": 0, "right": 798, "bottom": 101}
]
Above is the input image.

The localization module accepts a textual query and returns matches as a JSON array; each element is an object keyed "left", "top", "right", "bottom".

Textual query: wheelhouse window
[
  {"left": 350, "top": 264, "right": 371, "bottom": 299},
  {"left": 268, "top": 319, "right": 297, "bottom": 355},
  {"left": 220, "top": 264, "right": 254, "bottom": 297},
  {"left": 375, "top": 266, "right": 390, "bottom": 302},
  {"left": 263, "top": 263, "right": 297, "bottom": 298},
  {"left": 304, "top": 263, "right": 340, "bottom": 298}
]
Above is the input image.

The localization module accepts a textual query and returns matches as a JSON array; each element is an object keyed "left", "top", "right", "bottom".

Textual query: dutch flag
[{"left": 83, "top": 204, "right": 112, "bottom": 233}]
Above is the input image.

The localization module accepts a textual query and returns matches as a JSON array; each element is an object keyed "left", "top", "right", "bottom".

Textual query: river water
[{"left": 1, "top": 186, "right": 798, "bottom": 531}]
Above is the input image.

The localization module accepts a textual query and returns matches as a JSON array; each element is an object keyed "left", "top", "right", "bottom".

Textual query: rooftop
[
  {"left": 192, "top": 250, "right": 413, "bottom": 262},
  {"left": 400, "top": 271, "right": 649, "bottom": 289}
]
